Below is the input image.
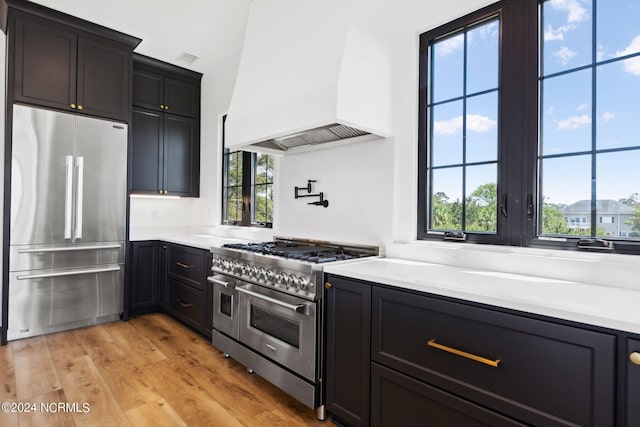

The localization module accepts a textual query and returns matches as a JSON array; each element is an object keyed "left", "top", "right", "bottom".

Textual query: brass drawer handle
[
  {"left": 427, "top": 339, "right": 500, "bottom": 368},
  {"left": 630, "top": 352, "right": 640, "bottom": 365},
  {"left": 176, "top": 298, "right": 193, "bottom": 308},
  {"left": 176, "top": 262, "right": 194, "bottom": 269}
]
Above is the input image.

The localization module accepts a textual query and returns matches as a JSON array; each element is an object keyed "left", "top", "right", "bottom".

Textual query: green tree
[
  {"left": 541, "top": 203, "right": 569, "bottom": 235},
  {"left": 466, "top": 183, "right": 497, "bottom": 232},
  {"left": 432, "top": 192, "right": 461, "bottom": 230}
]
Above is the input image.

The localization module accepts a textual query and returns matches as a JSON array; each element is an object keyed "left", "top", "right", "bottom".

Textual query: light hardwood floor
[{"left": 0, "top": 313, "right": 327, "bottom": 427}]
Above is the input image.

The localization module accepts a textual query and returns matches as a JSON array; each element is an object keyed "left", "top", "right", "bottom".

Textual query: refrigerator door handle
[
  {"left": 16, "top": 265, "right": 121, "bottom": 280},
  {"left": 18, "top": 244, "right": 122, "bottom": 253},
  {"left": 75, "top": 156, "right": 84, "bottom": 240},
  {"left": 64, "top": 155, "right": 73, "bottom": 239}
]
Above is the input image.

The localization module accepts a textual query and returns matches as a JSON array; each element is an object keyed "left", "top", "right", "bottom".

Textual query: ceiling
[{"left": 30, "top": 0, "right": 251, "bottom": 74}]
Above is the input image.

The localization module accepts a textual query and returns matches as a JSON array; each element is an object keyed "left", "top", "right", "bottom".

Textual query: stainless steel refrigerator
[{"left": 7, "top": 104, "right": 127, "bottom": 341}]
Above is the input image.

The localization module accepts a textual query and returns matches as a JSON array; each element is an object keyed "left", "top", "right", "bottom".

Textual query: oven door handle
[
  {"left": 207, "top": 276, "right": 233, "bottom": 288},
  {"left": 236, "top": 286, "right": 309, "bottom": 315}
]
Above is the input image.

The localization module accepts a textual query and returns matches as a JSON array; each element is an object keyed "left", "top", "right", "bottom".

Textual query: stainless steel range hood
[{"left": 225, "top": 0, "right": 392, "bottom": 155}]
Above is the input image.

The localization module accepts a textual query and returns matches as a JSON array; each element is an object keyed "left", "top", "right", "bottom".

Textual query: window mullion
[{"left": 241, "top": 151, "right": 253, "bottom": 226}]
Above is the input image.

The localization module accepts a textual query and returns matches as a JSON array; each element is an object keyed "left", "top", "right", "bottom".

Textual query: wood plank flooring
[{"left": 0, "top": 313, "right": 327, "bottom": 427}]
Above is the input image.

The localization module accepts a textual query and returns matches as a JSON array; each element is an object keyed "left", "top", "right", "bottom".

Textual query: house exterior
[{"left": 562, "top": 200, "right": 635, "bottom": 237}]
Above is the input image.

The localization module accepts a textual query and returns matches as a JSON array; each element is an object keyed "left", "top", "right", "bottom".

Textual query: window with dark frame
[
  {"left": 221, "top": 115, "right": 274, "bottom": 227},
  {"left": 418, "top": 0, "right": 640, "bottom": 254}
]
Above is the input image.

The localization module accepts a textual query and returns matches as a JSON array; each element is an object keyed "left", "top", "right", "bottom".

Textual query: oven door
[
  {"left": 237, "top": 283, "right": 316, "bottom": 381},
  {"left": 208, "top": 274, "right": 240, "bottom": 340}
]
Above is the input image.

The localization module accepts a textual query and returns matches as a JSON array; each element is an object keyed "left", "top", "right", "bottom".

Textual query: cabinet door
[
  {"left": 131, "top": 108, "right": 163, "bottom": 194},
  {"left": 133, "top": 69, "right": 164, "bottom": 112},
  {"left": 371, "top": 363, "right": 524, "bottom": 427},
  {"left": 164, "top": 77, "right": 199, "bottom": 117},
  {"left": 325, "top": 275, "right": 371, "bottom": 427},
  {"left": 13, "top": 14, "right": 77, "bottom": 111},
  {"left": 158, "top": 243, "right": 168, "bottom": 310},
  {"left": 164, "top": 114, "right": 199, "bottom": 196},
  {"left": 627, "top": 338, "right": 640, "bottom": 426},
  {"left": 77, "top": 36, "right": 130, "bottom": 122},
  {"left": 130, "top": 241, "right": 158, "bottom": 311}
]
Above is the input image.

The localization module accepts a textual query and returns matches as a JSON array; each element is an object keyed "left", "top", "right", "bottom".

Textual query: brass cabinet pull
[
  {"left": 427, "top": 339, "right": 500, "bottom": 368},
  {"left": 77, "top": 105, "right": 83, "bottom": 110},
  {"left": 176, "top": 298, "right": 193, "bottom": 308},
  {"left": 160, "top": 104, "right": 165, "bottom": 109},
  {"left": 164, "top": 105, "right": 169, "bottom": 110},
  {"left": 70, "top": 103, "right": 76, "bottom": 109},
  {"left": 176, "top": 262, "right": 194, "bottom": 269},
  {"left": 630, "top": 352, "right": 640, "bottom": 365},
  {"left": 325, "top": 282, "right": 332, "bottom": 289}
]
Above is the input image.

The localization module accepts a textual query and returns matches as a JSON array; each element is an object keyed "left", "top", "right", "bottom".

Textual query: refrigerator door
[
  {"left": 74, "top": 115, "right": 127, "bottom": 243},
  {"left": 10, "top": 104, "right": 76, "bottom": 245},
  {"left": 7, "top": 264, "right": 124, "bottom": 341}
]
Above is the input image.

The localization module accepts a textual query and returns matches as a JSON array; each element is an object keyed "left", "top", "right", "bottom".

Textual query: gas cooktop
[
  {"left": 210, "top": 237, "right": 380, "bottom": 300},
  {"left": 222, "top": 240, "right": 373, "bottom": 263}
]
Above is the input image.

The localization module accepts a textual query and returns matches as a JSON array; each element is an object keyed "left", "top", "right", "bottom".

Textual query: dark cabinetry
[
  {"left": 128, "top": 241, "right": 212, "bottom": 338},
  {"left": 7, "top": 3, "right": 139, "bottom": 122},
  {"left": 129, "top": 241, "right": 159, "bottom": 314},
  {"left": 626, "top": 338, "right": 640, "bottom": 426},
  {"left": 324, "top": 274, "right": 617, "bottom": 427},
  {"left": 131, "top": 55, "right": 201, "bottom": 197},
  {"left": 324, "top": 276, "right": 371, "bottom": 427},
  {"left": 133, "top": 69, "right": 199, "bottom": 118}
]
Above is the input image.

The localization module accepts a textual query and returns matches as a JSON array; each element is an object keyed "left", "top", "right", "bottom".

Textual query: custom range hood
[{"left": 225, "top": 0, "right": 392, "bottom": 155}]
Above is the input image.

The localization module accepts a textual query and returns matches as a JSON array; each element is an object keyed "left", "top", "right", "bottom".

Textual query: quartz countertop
[
  {"left": 323, "top": 258, "right": 640, "bottom": 335},
  {"left": 129, "top": 226, "right": 253, "bottom": 250}
]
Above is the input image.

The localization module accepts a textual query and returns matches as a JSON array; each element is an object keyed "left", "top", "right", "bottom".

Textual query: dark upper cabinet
[
  {"left": 12, "top": 13, "right": 77, "bottom": 111},
  {"left": 8, "top": 4, "right": 139, "bottom": 122},
  {"left": 133, "top": 70, "right": 199, "bottom": 118},
  {"left": 164, "top": 114, "right": 198, "bottom": 195},
  {"left": 76, "top": 36, "right": 130, "bottom": 121},
  {"left": 131, "top": 107, "right": 198, "bottom": 197},
  {"left": 131, "top": 54, "right": 201, "bottom": 197},
  {"left": 131, "top": 108, "right": 163, "bottom": 193},
  {"left": 164, "top": 78, "right": 198, "bottom": 117}
]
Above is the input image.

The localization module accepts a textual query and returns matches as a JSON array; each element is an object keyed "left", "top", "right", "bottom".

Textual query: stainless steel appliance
[
  {"left": 208, "top": 237, "right": 379, "bottom": 420},
  {"left": 6, "top": 104, "right": 127, "bottom": 341}
]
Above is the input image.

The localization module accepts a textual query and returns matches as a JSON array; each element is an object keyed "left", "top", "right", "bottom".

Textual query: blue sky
[{"left": 430, "top": 0, "right": 640, "bottom": 211}]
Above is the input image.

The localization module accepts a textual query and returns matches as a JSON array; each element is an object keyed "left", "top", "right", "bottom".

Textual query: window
[
  {"left": 221, "top": 115, "right": 274, "bottom": 227},
  {"left": 418, "top": 0, "right": 640, "bottom": 254}
]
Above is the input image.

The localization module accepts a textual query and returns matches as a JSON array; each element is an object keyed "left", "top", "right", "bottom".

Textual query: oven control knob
[
  {"left": 258, "top": 267, "right": 267, "bottom": 280},
  {"left": 276, "top": 272, "right": 287, "bottom": 286},
  {"left": 296, "top": 277, "right": 308, "bottom": 290},
  {"left": 240, "top": 264, "right": 249, "bottom": 275},
  {"left": 265, "top": 269, "right": 275, "bottom": 281},
  {"left": 250, "top": 265, "right": 260, "bottom": 277},
  {"left": 212, "top": 257, "right": 221, "bottom": 269},
  {"left": 287, "top": 274, "right": 297, "bottom": 287}
]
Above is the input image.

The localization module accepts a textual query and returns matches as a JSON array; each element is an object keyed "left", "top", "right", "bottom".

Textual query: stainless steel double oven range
[{"left": 208, "top": 237, "right": 379, "bottom": 420}]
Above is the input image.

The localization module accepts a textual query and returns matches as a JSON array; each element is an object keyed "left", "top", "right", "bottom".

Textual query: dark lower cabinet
[
  {"left": 166, "top": 278, "right": 205, "bottom": 331},
  {"left": 324, "top": 276, "right": 371, "bottom": 427},
  {"left": 128, "top": 241, "right": 212, "bottom": 339},
  {"left": 324, "top": 274, "right": 618, "bottom": 427},
  {"left": 129, "top": 241, "right": 159, "bottom": 315},
  {"left": 371, "top": 363, "right": 524, "bottom": 427},
  {"left": 626, "top": 338, "right": 640, "bottom": 426}
]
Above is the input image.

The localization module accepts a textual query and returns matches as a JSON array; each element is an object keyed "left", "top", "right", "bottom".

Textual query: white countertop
[
  {"left": 129, "top": 226, "right": 252, "bottom": 250},
  {"left": 324, "top": 258, "right": 640, "bottom": 335}
]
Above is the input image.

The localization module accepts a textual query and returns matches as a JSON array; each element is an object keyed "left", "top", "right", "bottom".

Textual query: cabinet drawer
[
  {"left": 167, "top": 245, "right": 206, "bottom": 290},
  {"left": 372, "top": 287, "right": 615, "bottom": 427},
  {"left": 371, "top": 362, "right": 524, "bottom": 427},
  {"left": 166, "top": 278, "right": 204, "bottom": 330}
]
